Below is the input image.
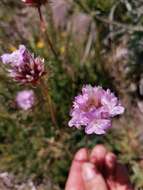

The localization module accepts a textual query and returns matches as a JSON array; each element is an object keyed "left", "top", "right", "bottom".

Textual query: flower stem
[
  {"left": 37, "top": 6, "right": 59, "bottom": 60},
  {"left": 40, "top": 79, "right": 57, "bottom": 127},
  {"left": 45, "top": 31, "right": 59, "bottom": 59},
  {"left": 38, "top": 6, "right": 46, "bottom": 32}
]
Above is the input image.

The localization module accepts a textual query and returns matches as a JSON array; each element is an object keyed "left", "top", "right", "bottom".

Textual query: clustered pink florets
[
  {"left": 16, "top": 90, "right": 35, "bottom": 110},
  {"left": 1, "top": 45, "right": 45, "bottom": 84},
  {"left": 69, "top": 85, "right": 125, "bottom": 135}
]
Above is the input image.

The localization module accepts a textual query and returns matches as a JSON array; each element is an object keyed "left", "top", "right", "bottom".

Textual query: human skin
[{"left": 65, "top": 145, "right": 133, "bottom": 190}]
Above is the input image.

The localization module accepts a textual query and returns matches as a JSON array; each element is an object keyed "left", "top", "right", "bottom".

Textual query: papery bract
[{"left": 69, "top": 85, "right": 125, "bottom": 135}]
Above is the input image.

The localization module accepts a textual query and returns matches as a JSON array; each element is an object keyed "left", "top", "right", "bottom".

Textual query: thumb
[{"left": 82, "top": 163, "right": 108, "bottom": 190}]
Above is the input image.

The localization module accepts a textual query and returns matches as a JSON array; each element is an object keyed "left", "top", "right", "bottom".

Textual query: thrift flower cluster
[
  {"left": 69, "top": 85, "right": 125, "bottom": 135},
  {"left": 16, "top": 90, "right": 35, "bottom": 110},
  {"left": 1, "top": 45, "right": 45, "bottom": 84},
  {"left": 0, "top": 45, "right": 46, "bottom": 110}
]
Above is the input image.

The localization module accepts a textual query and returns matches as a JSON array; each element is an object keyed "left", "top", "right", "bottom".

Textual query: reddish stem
[
  {"left": 37, "top": 6, "right": 59, "bottom": 59},
  {"left": 37, "top": 6, "right": 46, "bottom": 31}
]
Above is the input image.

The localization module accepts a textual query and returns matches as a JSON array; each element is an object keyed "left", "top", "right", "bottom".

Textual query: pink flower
[
  {"left": 1, "top": 45, "right": 45, "bottom": 84},
  {"left": 69, "top": 85, "right": 125, "bottom": 135},
  {"left": 1, "top": 45, "right": 26, "bottom": 66},
  {"left": 16, "top": 90, "right": 35, "bottom": 110}
]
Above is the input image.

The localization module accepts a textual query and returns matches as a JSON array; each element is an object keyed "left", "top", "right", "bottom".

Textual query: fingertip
[
  {"left": 90, "top": 144, "right": 107, "bottom": 164},
  {"left": 65, "top": 148, "right": 88, "bottom": 190},
  {"left": 105, "top": 152, "right": 116, "bottom": 170},
  {"left": 74, "top": 148, "right": 88, "bottom": 162}
]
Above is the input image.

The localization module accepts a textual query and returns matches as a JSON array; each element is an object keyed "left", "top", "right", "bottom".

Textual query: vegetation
[{"left": 0, "top": 0, "right": 143, "bottom": 189}]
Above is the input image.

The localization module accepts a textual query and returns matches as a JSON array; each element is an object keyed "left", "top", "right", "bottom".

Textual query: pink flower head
[
  {"left": 16, "top": 90, "right": 35, "bottom": 110},
  {"left": 22, "top": 0, "right": 47, "bottom": 7},
  {"left": 69, "top": 85, "right": 125, "bottom": 135},
  {"left": 1, "top": 45, "right": 26, "bottom": 66},
  {"left": 1, "top": 45, "right": 45, "bottom": 84}
]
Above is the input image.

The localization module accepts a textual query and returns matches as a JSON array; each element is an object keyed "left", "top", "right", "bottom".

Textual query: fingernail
[{"left": 82, "top": 163, "right": 97, "bottom": 181}]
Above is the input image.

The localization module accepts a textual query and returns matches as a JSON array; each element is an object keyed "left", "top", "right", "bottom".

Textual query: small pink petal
[
  {"left": 110, "top": 106, "right": 125, "bottom": 117},
  {"left": 85, "top": 119, "right": 111, "bottom": 135}
]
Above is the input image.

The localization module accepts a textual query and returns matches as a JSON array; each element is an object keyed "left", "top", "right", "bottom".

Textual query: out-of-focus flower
[
  {"left": 16, "top": 90, "right": 35, "bottom": 110},
  {"left": 1, "top": 45, "right": 26, "bottom": 66},
  {"left": 1, "top": 45, "right": 45, "bottom": 84},
  {"left": 36, "top": 40, "right": 45, "bottom": 49},
  {"left": 69, "top": 85, "right": 125, "bottom": 135},
  {"left": 9, "top": 45, "right": 17, "bottom": 52},
  {"left": 60, "top": 46, "right": 65, "bottom": 54},
  {"left": 22, "top": 0, "right": 47, "bottom": 7}
]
